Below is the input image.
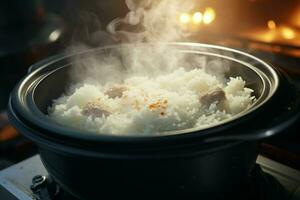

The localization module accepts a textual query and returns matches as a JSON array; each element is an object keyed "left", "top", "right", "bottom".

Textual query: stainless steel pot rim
[{"left": 11, "top": 43, "right": 280, "bottom": 142}]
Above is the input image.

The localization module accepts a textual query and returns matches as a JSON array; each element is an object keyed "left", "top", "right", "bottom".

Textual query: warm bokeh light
[
  {"left": 192, "top": 12, "right": 203, "bottom": 24},
  {"left": 49, "top": 30, "right": 61, "bottom": 42},
  {"left": 260, "top": 32, "right": 275, "bottom": 43},
  {"left": 203, "top": 7, "right": 216, "bottom": 24},
  {"left": 267, "top": 20, "right": 276, "bottom": 30},
  {"left": 282, "top": 27, "right": 296, "bottom": 40},
  {"left": 179, "top": 13, "right": 191, "bottom": 24}
]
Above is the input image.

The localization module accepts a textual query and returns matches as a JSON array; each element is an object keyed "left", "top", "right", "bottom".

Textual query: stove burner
[
  {"left": 29, "top": 175, "right": 79, "bottom": 200},
  {"left": 28, "top": 165, "right": 288, "bottom": 200},
  {"left": 1, "top": 155, "right": 298, "bottom": 200}
]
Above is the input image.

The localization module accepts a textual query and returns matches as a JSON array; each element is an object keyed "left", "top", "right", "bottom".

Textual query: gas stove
[{"left": 0, "top": 155, "right": 299, "bottom": 200}]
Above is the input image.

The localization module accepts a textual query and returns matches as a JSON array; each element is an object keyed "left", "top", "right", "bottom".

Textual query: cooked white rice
[{"left": 48, "top": 68, "right": 255, "bottom": 136}]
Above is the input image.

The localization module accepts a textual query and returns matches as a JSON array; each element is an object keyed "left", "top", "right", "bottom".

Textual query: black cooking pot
[{"left": 7, "top": 43, "right": 300, "bottom": 199}]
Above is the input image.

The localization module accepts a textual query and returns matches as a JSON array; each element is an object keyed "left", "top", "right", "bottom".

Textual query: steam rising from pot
[
  {"left": 48, "top": 0, "right": 257, "bottom": 135},
  {"left": 69, "top": 0, "right": 229, "bottom": 86},
  {"left": 107, "top": 0, "right": 193, "bottom": 42}
]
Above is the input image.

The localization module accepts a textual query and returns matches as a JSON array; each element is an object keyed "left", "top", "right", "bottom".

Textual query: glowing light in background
[
  {"left": 49, "top": 30, "right": 61, "bottom": 42},
  {"left": 260, "top": 32, "right": 275, "bottom": 43},
  {"left": 179, "top": 13, "right": 191, "bottom": 24},
  {"left": 192, "top": 12, "right": 203, "bottom": 24},
  {"left": 203, "top": 7, "right": 216, "bottom": 24},
  {"left": 179, "top": 7, "right": 216, "bottom": 29},
  {"left": 267, "top": 20, "right": 276, "bottom": 30},
  {"left": 282, "top": 27, "right": 295, "bottom": 40}
]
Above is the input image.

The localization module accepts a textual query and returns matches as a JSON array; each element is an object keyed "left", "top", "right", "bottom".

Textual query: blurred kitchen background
[{"left": 1, "top": 0, "right": 300, "bottom": 170}]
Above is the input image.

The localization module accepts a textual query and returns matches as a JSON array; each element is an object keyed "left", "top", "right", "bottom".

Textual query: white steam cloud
[
  {"left": 107, "top": 0, "right": 193, "bottom": 42},
  {"left": 69, "top": 0, "right": 228, "bottom": 86}
]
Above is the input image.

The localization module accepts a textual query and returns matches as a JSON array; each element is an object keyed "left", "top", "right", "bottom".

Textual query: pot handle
[
  {"left": 204, "top": 85, "right": 300, "bottom": 143},
  {"left": 204, "top": 113, "right": 299, "bottom": 143}
]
